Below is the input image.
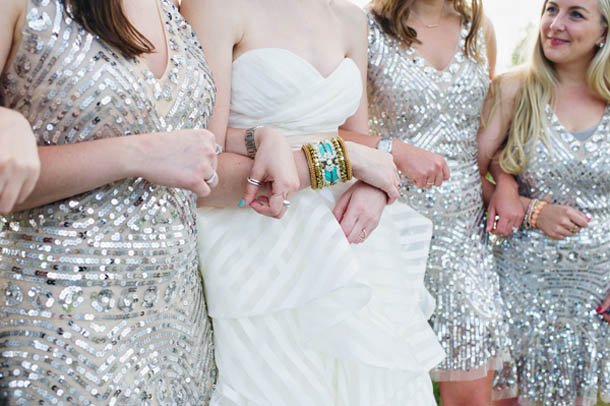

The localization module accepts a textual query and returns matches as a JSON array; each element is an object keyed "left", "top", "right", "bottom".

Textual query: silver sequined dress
[
  {"left": 367, "top": 14, "right": 510, "bottom": 381},
  {"left": 492, "top": 105, "right": 610, "bottom": 406},
  {"left": 0, "top": 0, "right": 216, "bottom": 404}
]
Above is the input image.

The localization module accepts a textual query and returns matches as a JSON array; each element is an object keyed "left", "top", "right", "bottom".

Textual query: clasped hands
[
  {"left": 487, "top": 177, "right": 590, "bottom": 240},
  {"left": 240, "top": 128, "right": 449, "bottom": 243}
]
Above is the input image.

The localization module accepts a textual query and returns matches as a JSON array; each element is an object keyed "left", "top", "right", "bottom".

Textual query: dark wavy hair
[
  {"left": 371, "top": 0, "right": 483, "bottom": 61},
  {"left": 63, "top": 0, "right": 154, "bottom": 58}
]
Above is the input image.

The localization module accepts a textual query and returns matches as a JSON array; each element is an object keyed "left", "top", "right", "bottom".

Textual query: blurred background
[{"left": 350, "top": 0, "right": 545, "bottom": 72}]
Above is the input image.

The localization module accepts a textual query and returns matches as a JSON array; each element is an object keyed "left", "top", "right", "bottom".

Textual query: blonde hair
[
  {"left": 500, "top": 0, "right": 610, "bottom": 174},
  {"left": 371, "top": 0, "right": 484, "bottom": 60}
]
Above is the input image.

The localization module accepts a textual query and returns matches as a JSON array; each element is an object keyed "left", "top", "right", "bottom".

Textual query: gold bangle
[
  {"left": 334, "top": 137, "right": 352, "bottom": 182},
  {"left": 311, "top": 144, "right": 323, "bottom": 189},
  {"left": 330, "top": 138, "right": 347, "bottom": 183},
  {"left": 302, "top": 144, "right": 318, "bottom": 189}
]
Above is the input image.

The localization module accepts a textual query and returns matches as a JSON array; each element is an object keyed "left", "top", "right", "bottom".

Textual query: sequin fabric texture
[
  {"left": 492, "top": 106, "right": 610, "bottom": 405},
  {"left": 0, "top": 0, "right": 216, "bottom": 404},
  {"left": 367, "top": 14, "right": 510, "bottom": 380}
]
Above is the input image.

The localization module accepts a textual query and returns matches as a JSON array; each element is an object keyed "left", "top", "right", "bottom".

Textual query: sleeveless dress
[
  {"left": 367, "top": 14, "right": 511, "bottom": 382},
  {"left": 493, "top": 105, "right": 610, "bottom": 406},
  {"left": 0, "top": 1, "right": 216, "bottom": 404},
  {"left": 196, "top": 48, "right": 445, "bottom": 406}
]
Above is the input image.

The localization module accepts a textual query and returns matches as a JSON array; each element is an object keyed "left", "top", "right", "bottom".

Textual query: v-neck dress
[
  {"left": 367, "top": 13, "right": 511, "bottom": 382},
  {"left": 492, "top": 105, "right": 610, "bottom": 405},
  {"left": 0, "top": 0, "right": 216, "bottom": 404}
]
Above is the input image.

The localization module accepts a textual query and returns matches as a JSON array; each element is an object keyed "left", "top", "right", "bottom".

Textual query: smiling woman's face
[{"left": 540, "top": 0, "right": 606, "bottom": 65}]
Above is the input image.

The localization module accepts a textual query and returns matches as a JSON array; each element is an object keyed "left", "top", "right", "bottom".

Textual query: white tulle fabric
[{"left": 197, "top": 48, "right": 445, "bottom": 406}]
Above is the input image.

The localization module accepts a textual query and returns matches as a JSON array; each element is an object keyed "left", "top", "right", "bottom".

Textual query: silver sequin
[
  {"left": 493, "top": 105, "right": 610, "bottom": 405},
  {"left": 0, "top": 0, "right": 216, "bottom": 404},
  {"left": 367, "top": 14, "right": 511, "bottom": 380}
]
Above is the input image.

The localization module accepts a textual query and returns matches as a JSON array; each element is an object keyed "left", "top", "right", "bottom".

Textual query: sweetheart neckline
[{"left": 232, "top": 48, "right": 357, "bottom": 80}]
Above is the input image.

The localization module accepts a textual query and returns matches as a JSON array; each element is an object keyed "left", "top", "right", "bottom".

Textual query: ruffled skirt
[{"left": 197, "top": 183, "right": 445, "bottom": 405}]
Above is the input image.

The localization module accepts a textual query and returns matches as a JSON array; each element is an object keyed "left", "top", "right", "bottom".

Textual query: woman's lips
[{"left": 550, "top": 38, "right": 569, "bottom": 46}]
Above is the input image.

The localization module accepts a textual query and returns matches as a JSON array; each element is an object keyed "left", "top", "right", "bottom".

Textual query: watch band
[{"left": 376, "top": 137, "right": 393, "bottom": 154}]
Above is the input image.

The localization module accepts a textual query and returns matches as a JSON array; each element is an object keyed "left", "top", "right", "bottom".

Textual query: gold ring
[
  {"left": 570, "top": 226, "right": 579, "bottom": 233},
  {"left": 360, "top": 229, "right": 368, "bottom": 241}
]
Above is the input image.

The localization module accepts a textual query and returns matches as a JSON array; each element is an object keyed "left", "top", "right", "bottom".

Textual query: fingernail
[
  {"left": 238, "top": 199, "right": 246, "bottom": 208},
  {"left": 597, "top": 306, "right": 602, "bottom": 313},
  {"left": 587, "top": 217, "right": 592, "bottom": 222}
]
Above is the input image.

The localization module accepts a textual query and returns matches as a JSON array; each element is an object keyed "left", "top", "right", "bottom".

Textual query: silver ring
[
  {"left": 512, "top": 227, "right": 519, "bottom": 234},
  {"left": 282, "top": 200, "right": 291, "bottom": 208},
  {"left": 247, "top": 177, "right": 262, "bottom": 186},
  {"left": 205, "top": 171, "right": 218, "bottom": 185},
  {"left": 215, "top": 144, "right": 223, "bottom": 155}
]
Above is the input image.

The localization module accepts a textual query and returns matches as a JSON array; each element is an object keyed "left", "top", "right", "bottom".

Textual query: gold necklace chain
[{"left": 409, "top": 10, "right": 442, "bottom": 29}]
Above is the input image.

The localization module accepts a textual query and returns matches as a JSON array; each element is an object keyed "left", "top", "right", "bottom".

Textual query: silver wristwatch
[{"left": 376, "top": 137, "right": 393, "bottom": 154}]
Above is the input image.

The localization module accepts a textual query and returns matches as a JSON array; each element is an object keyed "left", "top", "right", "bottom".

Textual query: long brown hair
[
  {"left": 63, "top": 0, "right": 154, "bottom": 58},
  {"left": 371, "top": 0, "right": 483, "bottom": 60}
]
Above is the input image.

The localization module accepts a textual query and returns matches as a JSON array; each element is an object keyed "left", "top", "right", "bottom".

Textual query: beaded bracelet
[
  {"left": 529, "top": 200, "right": 548, "bottom": 229},
  {"left": 301, "top": 137, "right": 352, "bottom": 189},
  {"left": 523, "top": 199, "right": 548, "bottom": 229},
  {"left": 332, "top": 137, "right": 352, "bottom": 182},
  {"left": 523, "top": 198, "right": 538, "bottom": 229}
]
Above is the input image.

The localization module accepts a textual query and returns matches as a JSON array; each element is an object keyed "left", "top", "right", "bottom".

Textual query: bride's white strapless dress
[{"left": 197, "top": 48, "right": 445, "bottom": 406}]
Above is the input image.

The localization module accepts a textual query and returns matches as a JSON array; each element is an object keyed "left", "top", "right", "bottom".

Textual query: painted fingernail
[
  {"left": 238, "top": 199, "right": 246, "bottom": 208},
  {"left": 587, "top": 217, "right": 592, "bottom": 222},
  {"left": 597, "top": 306, "right": 602, "bottom": 313}
]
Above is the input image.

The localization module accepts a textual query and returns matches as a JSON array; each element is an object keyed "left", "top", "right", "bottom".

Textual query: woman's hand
[
  {"left": 486, "top": 178, "right": 525, "bottom": 236},
  {"left": 243, "top": 127, "right": 300, "bottom": 219},
  {"left": 392, "top": 140, "right": 450, "bottom": 189},
  {"left": 0, "top": 110, "right": 41, "bottom": 214},
  {"left": 536, "top": 204, "right": 590, "bottom": 240},
  {"left": 344, "top": 141, "right": 400, "bottom": 204},
  {"left": 131, "top": 128, "right": 219, "bottom": 197},
  {"left": 333, "top": 181, "right": 387, "bottom": 244}
]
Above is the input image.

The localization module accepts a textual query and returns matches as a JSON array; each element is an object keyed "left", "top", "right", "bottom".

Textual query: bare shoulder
[
  {"left": 332, "top": 0, "right": 367, "bottom": 58},
  {"left": 180, "top": 0, "right": 246, "bottom": 43},
  {"left": 494, "top": 69, "right": 526, "bottom": 102},
  {"left": 2, "top": 0, "right": 25, "bottom": 29},
  {"left": 333, "top": 0, "right": 367, "bottom": 29},
  {"left": 181, "top": 0, "right": 245, "bottom": 20},
  {"left": 1, "top": 0, "right": 27, "bottom": 75},
  {"left": 481, "top": 14, "right": 496, "bottom": 38},
  {"left": 481, "top": 15, "right": 496, "bottom": 44}
]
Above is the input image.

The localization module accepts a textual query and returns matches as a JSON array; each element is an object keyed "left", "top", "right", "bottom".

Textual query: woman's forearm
[
  {"left": 339, "top": 129, "right": 379, "bottom": 148},
  {"left": 13, "top": 137, "right": 138, "bottom": 212},
  {"left": 197, "top": 150, "right": 311, "bottom": 208}
]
